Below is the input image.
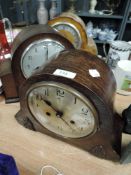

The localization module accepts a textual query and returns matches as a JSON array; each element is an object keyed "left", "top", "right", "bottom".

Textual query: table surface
[{"left": 0, "top": 94, "right": 131, "bottom": 175}]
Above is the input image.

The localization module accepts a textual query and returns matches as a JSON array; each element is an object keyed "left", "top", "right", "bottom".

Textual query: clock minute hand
[
  {"left": 43, "top": 99, "right": 63, "bottom": 117},
  {"left": 60, "top": 117, "right": 75, "bottom": 131}
]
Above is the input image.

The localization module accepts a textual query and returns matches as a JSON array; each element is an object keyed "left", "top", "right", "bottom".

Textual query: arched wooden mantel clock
[
  {"left": 11, "top": 24, "right": 74, "bottom": 92},
  {"left": 48, "top": 12, "right": 98, "bottom": 55},
  {"left": 16, "top": 49, "right": 123, "bottom": 161}
]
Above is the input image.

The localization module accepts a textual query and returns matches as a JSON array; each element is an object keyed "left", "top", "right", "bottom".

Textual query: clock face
[
  {"left": 53, "top": 23, "right": 81, "bottom": 48},
  {"left": 21, "top": 39, "right": 65, "bottom": 78},
  {"left": 27, "top": 82, "right": 97, "bottom": 138}
]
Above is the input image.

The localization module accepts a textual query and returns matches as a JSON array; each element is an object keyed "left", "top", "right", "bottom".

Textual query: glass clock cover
[
  {"left": 53, "top": 23, "right": 81, "bottom": 48},
  {"left": 21, "top": 39, "right": 65, "bottom": 78}
]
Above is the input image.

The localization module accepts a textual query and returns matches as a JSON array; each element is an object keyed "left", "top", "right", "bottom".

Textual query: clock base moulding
[{"left": 15, "top": 111, "right": 123, "bottom": 161}]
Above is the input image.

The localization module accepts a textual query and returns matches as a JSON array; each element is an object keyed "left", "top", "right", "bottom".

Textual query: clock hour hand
[
  {"left": 44, "top": 99, "right": 63, "bottom": 117},
  {"left": 43, "top": 99, "right": 74, "bottom": 131}
]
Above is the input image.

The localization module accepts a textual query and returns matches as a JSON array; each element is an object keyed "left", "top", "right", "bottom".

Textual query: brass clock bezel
[
  {"left": 50, "top": 21, "right": 82, "bottom": 48},
  {"left": 27, "top": 81, "right": 98, "bottom": 139}
]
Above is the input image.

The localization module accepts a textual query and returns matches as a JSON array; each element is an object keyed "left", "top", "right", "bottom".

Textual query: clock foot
[
  {"left": 15, "top": 111, "right": 35, "bottom": 131},
  {"left": 89, "top": 144, "right": 120, "bottom": 161}
]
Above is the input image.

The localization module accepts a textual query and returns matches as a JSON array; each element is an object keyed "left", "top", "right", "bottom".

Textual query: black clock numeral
[
  {"left": 81, "top": 108, "right": 88, "bottom": 115},
  {"left": 35, "top": 94, "right": 40, "bottom": 100},
  {"left": 37, "top": 103, "right": 40, "bottom": 107},
  {"left": 56, "top": 89, "right": 65, "bottom": 97},
  {"left": 27, "top": 64, "right": 30, "bottom": 69},
  {"left": 58, "top": 126, "right": 63, "bottom": 131},
  {"left": 35, "top": 48, "right": 38, "bottom": 53},
  {"left": 28, "top": 55, "right": 32, "bottom": 60},
  {"left": 44, "top": 89, "right": 49, "bottom": 96},
  {"left": 74, "top": 97, "right": 77, "bottom": 104}
]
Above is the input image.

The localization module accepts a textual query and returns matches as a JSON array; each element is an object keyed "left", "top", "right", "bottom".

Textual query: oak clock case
[
  {"left": 11, "top": 24, "right": 74, "bottom": 91},
  {"left": 16, "top": 49, "right": 123, "bottom": 161},
  {"left": 48, "top": 12, "right": 98, "bottom": 55}
]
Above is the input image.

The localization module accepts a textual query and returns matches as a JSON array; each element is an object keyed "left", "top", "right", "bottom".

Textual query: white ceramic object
[
  {"left": 0, "top": 18, "right": 13, "bottom": 45},
  {"left": 114, "top": 60, "right": 131, "bottom": 96},
  {"left": 89, "top": 0, "right": 97, "bottom": 14},
  {"left": 98, "top": 31, "right": 107, "bottom": 41},
  {"left": 86, "top": 21, "right": 93, "bottom": 37},
  {"left": 105, "top": 40, "right": 131, "bottom": 68},
  {"left": 37, "top": 0, "right": 48, "bottom": 24},
  {"left": 49, "top": 0, "right": 57, "bottom": 19}
]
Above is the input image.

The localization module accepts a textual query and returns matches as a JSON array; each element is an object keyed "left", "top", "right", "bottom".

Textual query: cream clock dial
[
  {"left": 28, "top": 82, "right": 97, "bottom": 138},
  {"left": 52, "top": 23, "right": 81, "bottom": 49}
]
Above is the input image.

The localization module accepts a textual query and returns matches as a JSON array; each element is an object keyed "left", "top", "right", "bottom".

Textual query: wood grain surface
[{"left": 0, "top": 94, "right": 131, "bottom": 175}]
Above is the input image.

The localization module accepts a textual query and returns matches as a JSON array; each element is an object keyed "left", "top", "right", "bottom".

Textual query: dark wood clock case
[
  {"left": 11, "top": 24, "right": 74, "bottom": 93},
  {"left": 16, "top": 49, "right": 123, "bottom": 161}
]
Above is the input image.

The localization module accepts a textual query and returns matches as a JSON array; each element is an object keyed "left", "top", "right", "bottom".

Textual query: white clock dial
[
  {"left": 27, "top": 82, "right": 97, "bottom": 138},
  {"left": 21, "top": 39, "right": 65, "bottom": 78},
  {"left": 53, "top": 23, "right": 81, "bottom": 48}
]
